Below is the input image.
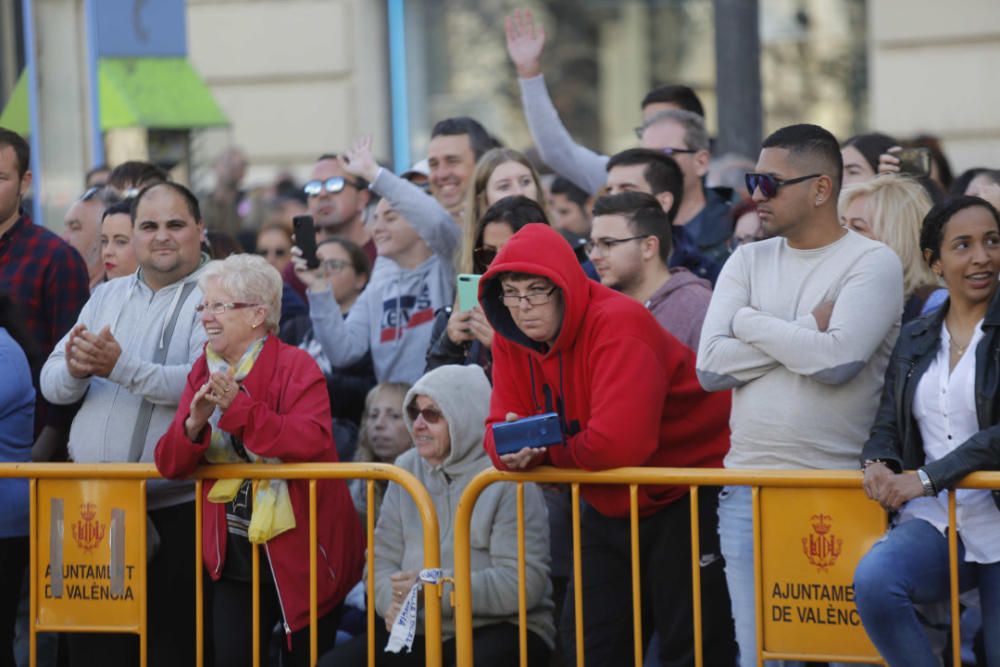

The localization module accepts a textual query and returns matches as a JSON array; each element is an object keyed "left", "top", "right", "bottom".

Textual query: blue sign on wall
[{"left": 95, "top": 0, "right": 187, "bottom": 58}]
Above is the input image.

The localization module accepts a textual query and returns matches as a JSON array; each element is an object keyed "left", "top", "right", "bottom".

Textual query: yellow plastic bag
[
  {"left": 247, "top": 480, "right": 296, "bottom": 544},
  {"left": 207, "top": 478, "right": 243, "bottom": 503}
]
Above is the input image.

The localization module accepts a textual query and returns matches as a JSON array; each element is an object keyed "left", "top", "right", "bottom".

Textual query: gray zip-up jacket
[{"left": 41, "top": 265, "right": 207, "bottom": 509}]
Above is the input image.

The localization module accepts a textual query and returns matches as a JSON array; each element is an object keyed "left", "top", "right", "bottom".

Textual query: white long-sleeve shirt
[
  {"left": 697, "top": 230, "right": 903, "bottom": 469},
  {"left": 900, "top": 321, "right": 1000, "bottom": 563}
]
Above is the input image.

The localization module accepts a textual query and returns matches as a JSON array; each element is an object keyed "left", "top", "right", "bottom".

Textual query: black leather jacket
[{"left": 862, "top": 291, "right": 1000, "bottom": 509}]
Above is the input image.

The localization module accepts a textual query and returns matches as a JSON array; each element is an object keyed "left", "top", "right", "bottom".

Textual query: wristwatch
[{"left": 916, "top": 468, "right": 937, "bottom": 496}]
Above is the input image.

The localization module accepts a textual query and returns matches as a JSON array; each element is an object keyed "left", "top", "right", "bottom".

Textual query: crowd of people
[{"left": 2, "top": 6, "right": 1000, "bottom": 667}]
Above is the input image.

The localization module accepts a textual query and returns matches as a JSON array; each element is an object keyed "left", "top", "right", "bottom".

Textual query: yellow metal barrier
[
  {"left": 452, "top": 466, "right": 1000, "bottom": 667},
  {"left": 0, "top": 462, "right": 444, "bottom": 667}
]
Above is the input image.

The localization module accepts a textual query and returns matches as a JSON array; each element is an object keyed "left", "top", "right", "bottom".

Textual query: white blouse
[{"left": 899, "top": 319, "right": 1000, "bottom": 563}]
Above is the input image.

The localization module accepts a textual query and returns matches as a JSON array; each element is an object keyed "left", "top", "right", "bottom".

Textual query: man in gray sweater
[
  {"left": 41, "top": 182, "right": 209, "bottom": 667},
  {"left": 697, "top": 124, "right": 903, "bottom": 667}
]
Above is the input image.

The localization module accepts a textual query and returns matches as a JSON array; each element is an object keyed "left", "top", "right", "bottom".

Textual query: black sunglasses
[
  {"left": 406, "top": 403, "right": 444, "bottom": 424},
  {"left": 745, "top": 172, "right": 822, "bottom": 199}
]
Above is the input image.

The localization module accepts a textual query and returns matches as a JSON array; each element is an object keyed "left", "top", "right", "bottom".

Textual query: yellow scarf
[{"left": 204, "top": 337, "right": 295, "bottom": 544}]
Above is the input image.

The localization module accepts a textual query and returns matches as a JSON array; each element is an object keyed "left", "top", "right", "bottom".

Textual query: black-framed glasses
[
  {"left": 406, "top": 403, "right": 444, "bottom": 424},
  {"left": 321, "top": 258, "right": 351, "bottom": 273},
  {"left": 303, "top": 177, "right": 363, "bottom": 197},
  {"left": 500, "top": 285, "right": 558, "bottom": 308},
  {"left": 745, "top": 172, "right": 821, "bottom": 199},
  {"left": 584, "top": 235, "right": 651, "bottom": 256},
  {"left": 195, "top": 302, "right": 259, "bottom": 315}
]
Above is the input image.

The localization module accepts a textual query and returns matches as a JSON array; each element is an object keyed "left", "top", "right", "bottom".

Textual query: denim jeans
[
  {"left": 718, "top": 485, "right": 859, "bottom": 667},
  {"left": 853, "top": 517, "right": 1000, "bottom": 667}
]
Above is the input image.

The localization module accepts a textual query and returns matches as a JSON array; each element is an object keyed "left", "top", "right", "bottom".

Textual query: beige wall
[
  {"left": 186, "top": 0, "right": 390, "bottom": 190},
  {"left": 869, "top": 0, "right": 1000, "bottom": 174}
]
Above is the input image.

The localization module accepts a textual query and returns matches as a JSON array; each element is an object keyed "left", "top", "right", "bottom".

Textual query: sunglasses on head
[
  {"left": 744, "top": 172, "right": 822, "bottom": 199},
  {"left": 473, "top": 246, "right": 498, "bottom": 269},
  {"left": 406, "top": 403, "right": 444, "bottom": 424},
  {"left": 303, "top": 177, "right": 363, "bottom": 197},
  {"left": 257, "top": 247, "right": 288, "bottom": 258}
]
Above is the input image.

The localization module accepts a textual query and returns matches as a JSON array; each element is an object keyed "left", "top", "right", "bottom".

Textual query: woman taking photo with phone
[
  {"left": 426, "top": 196, "right": 550, "bottom": 376},
  {"left": 854, "top": 196, "right": 1000, "bottom": 667}
]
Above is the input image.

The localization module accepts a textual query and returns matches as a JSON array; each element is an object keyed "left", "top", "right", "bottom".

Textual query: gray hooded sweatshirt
[
  {"left": 372, "top": 364, "right": 555, "bottom": 647},
  {"left": 41, "top": 265, "right": 207, "bottom": 509},
  {"left": 308, "top": 168, "right": 459, "bottom": 384}
]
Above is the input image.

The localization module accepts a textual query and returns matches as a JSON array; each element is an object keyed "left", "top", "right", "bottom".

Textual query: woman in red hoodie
[
  {"left": 480, "top": 223, "right": 737, "bottom": 666},
  {"left": 155, "top": 254, "right": 364, "bottom": 666}
]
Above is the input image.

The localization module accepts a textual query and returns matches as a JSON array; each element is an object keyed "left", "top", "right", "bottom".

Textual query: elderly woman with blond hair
[
  {"left": 840, "top": 175, "right": 946, "bottom": 322},
  {"left": 155, "top": 254, "right": 364, "bottom": 667}
]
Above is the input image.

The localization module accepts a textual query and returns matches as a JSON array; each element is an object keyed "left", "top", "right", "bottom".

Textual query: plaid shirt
[{"left": 0, "top": 210, "right": 90, "bottom": 433}]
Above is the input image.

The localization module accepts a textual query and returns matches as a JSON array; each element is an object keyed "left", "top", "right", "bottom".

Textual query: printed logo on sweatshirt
[{"left": 380, "top": 284, "right": 434, "bottom": 342}]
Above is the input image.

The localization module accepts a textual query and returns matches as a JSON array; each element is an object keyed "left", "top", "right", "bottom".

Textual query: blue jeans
[
  {"left": 854, "top": 518, "right": 1000, "bottom": 667},
  {"left": 718, "top": 486, "right": 858, "bottom": 667}
]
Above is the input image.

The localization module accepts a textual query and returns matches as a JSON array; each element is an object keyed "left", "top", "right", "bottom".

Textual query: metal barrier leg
[
  {"left": 309, "top": 480, "right": 318, "bottom": 666},
  {"left": 571, "top": 483, "right": 584, "bottom": 667},
  {"left": 367, "top": 480, "right": 375, "bottom": 667},
  {"left": 629, "top": 485, "right": 642, "bottom": 667},
  {"left": 689, "top": 486, "right": 703, "bottom": 667},
  {"left": 195, "top": 481, "right": 204, "bottom": 667},
  {"left": 752, "top": 486, "right": 763, "bottom": 667},
  {"left": 948, "top": 494, "right": 961, "bottom": 667},
  {"left": 517, "top": 483, "right": 528, "bottom": 667}
]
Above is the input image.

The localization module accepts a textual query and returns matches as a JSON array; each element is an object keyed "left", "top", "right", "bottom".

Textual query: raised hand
[
  {"left": 185, "top": 381, "right": 216, "bottom": 441},
  {"left": 505, "top": 8, "right": 545, "bottom": 79},
  {"left": 339, "top": 136, "right": 380, "bottom": 183}
]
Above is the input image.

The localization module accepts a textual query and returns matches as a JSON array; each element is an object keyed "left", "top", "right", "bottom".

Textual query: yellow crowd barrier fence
[
  {"left": 452, "top": 466, "right": 1000, "bottom": 667},
  {"left": 0, "top": 462, "right": 443, "bottom": 667}
]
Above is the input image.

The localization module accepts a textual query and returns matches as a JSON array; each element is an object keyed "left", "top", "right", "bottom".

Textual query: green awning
[{"left": 0, "top": 57, "right": 227, "bottom": 135}]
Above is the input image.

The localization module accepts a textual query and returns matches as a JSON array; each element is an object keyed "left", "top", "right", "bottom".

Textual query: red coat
[
  {"left": 155, "top": 336, "right": 364, "bottom": 635},
  {"left": 480, "top": 224, "right": 731, "bottom": 518}
]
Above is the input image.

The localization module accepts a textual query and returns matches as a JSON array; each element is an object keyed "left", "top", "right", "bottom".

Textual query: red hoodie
[
  {"left": 155, "top": 336, "right": 364, "bottom": 639},
  {"left": 480, "top": 224, "right": 731, "bottom": 518}
]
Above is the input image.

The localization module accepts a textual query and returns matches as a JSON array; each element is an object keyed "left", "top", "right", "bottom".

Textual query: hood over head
[
  {"left": 403, "top": 364, "right": 491, "bottom": 472},
  {"left": 479, "top": 223, "right": 590, "bottom": 355}
]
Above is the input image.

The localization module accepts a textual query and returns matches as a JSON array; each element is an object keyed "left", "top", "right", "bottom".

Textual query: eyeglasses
[
  {"left": 321, "top": 258, "right": 352, "bottom": 273},
  {"left": 257, "top": 248, "right": 288, "bottom": 258},
  {"left": 584, "top": 235, "right": 651, "bottom": 256},
  {"left": 406, "top": 403, "right": 444, "bottom": 424},
  {"left": 195, "top": 302, "right": 259, "bottom": 315},
  {"left": 500, "top": 285, "right": 558, "bottom": 307},
  {"left": 473, "top": 246, "right": 499, "bottom": 268},
  {"left": 303, "top": 177, "right": 363, "bottom": 197},
  {"left": 745, "top": 172, "right": 821, "bottom": 199}
]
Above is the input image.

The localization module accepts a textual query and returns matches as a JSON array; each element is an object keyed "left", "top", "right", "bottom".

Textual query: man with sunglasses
[
  {"left": 480, "top": 222, "right": 736, "bottom": 665},
  {"left": 697, "top": 124, "right": 903, "bottom": 667},
  {"left": 304, "top": 153, "right": 374, "bottom": 261}
]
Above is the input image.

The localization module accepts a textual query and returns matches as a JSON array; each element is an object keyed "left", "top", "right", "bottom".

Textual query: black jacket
[{"left": 862, "top": 291, "right": 1000, "bottom": 509}]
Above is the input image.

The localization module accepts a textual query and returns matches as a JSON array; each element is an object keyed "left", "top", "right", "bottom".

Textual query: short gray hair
[
  {"left": 641, "top": 109, "right": 709, "bottom": 152},
  {"left": 198, "top": 254, "right": 283, "bottom": 334}
]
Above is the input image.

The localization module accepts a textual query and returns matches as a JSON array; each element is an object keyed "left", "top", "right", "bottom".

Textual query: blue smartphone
[
  {"left": 457, "top": 274, "right": 481, "bottom": 312},
  {"left": 493, "top": 413, "right": 564, "bottom": 456}
]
